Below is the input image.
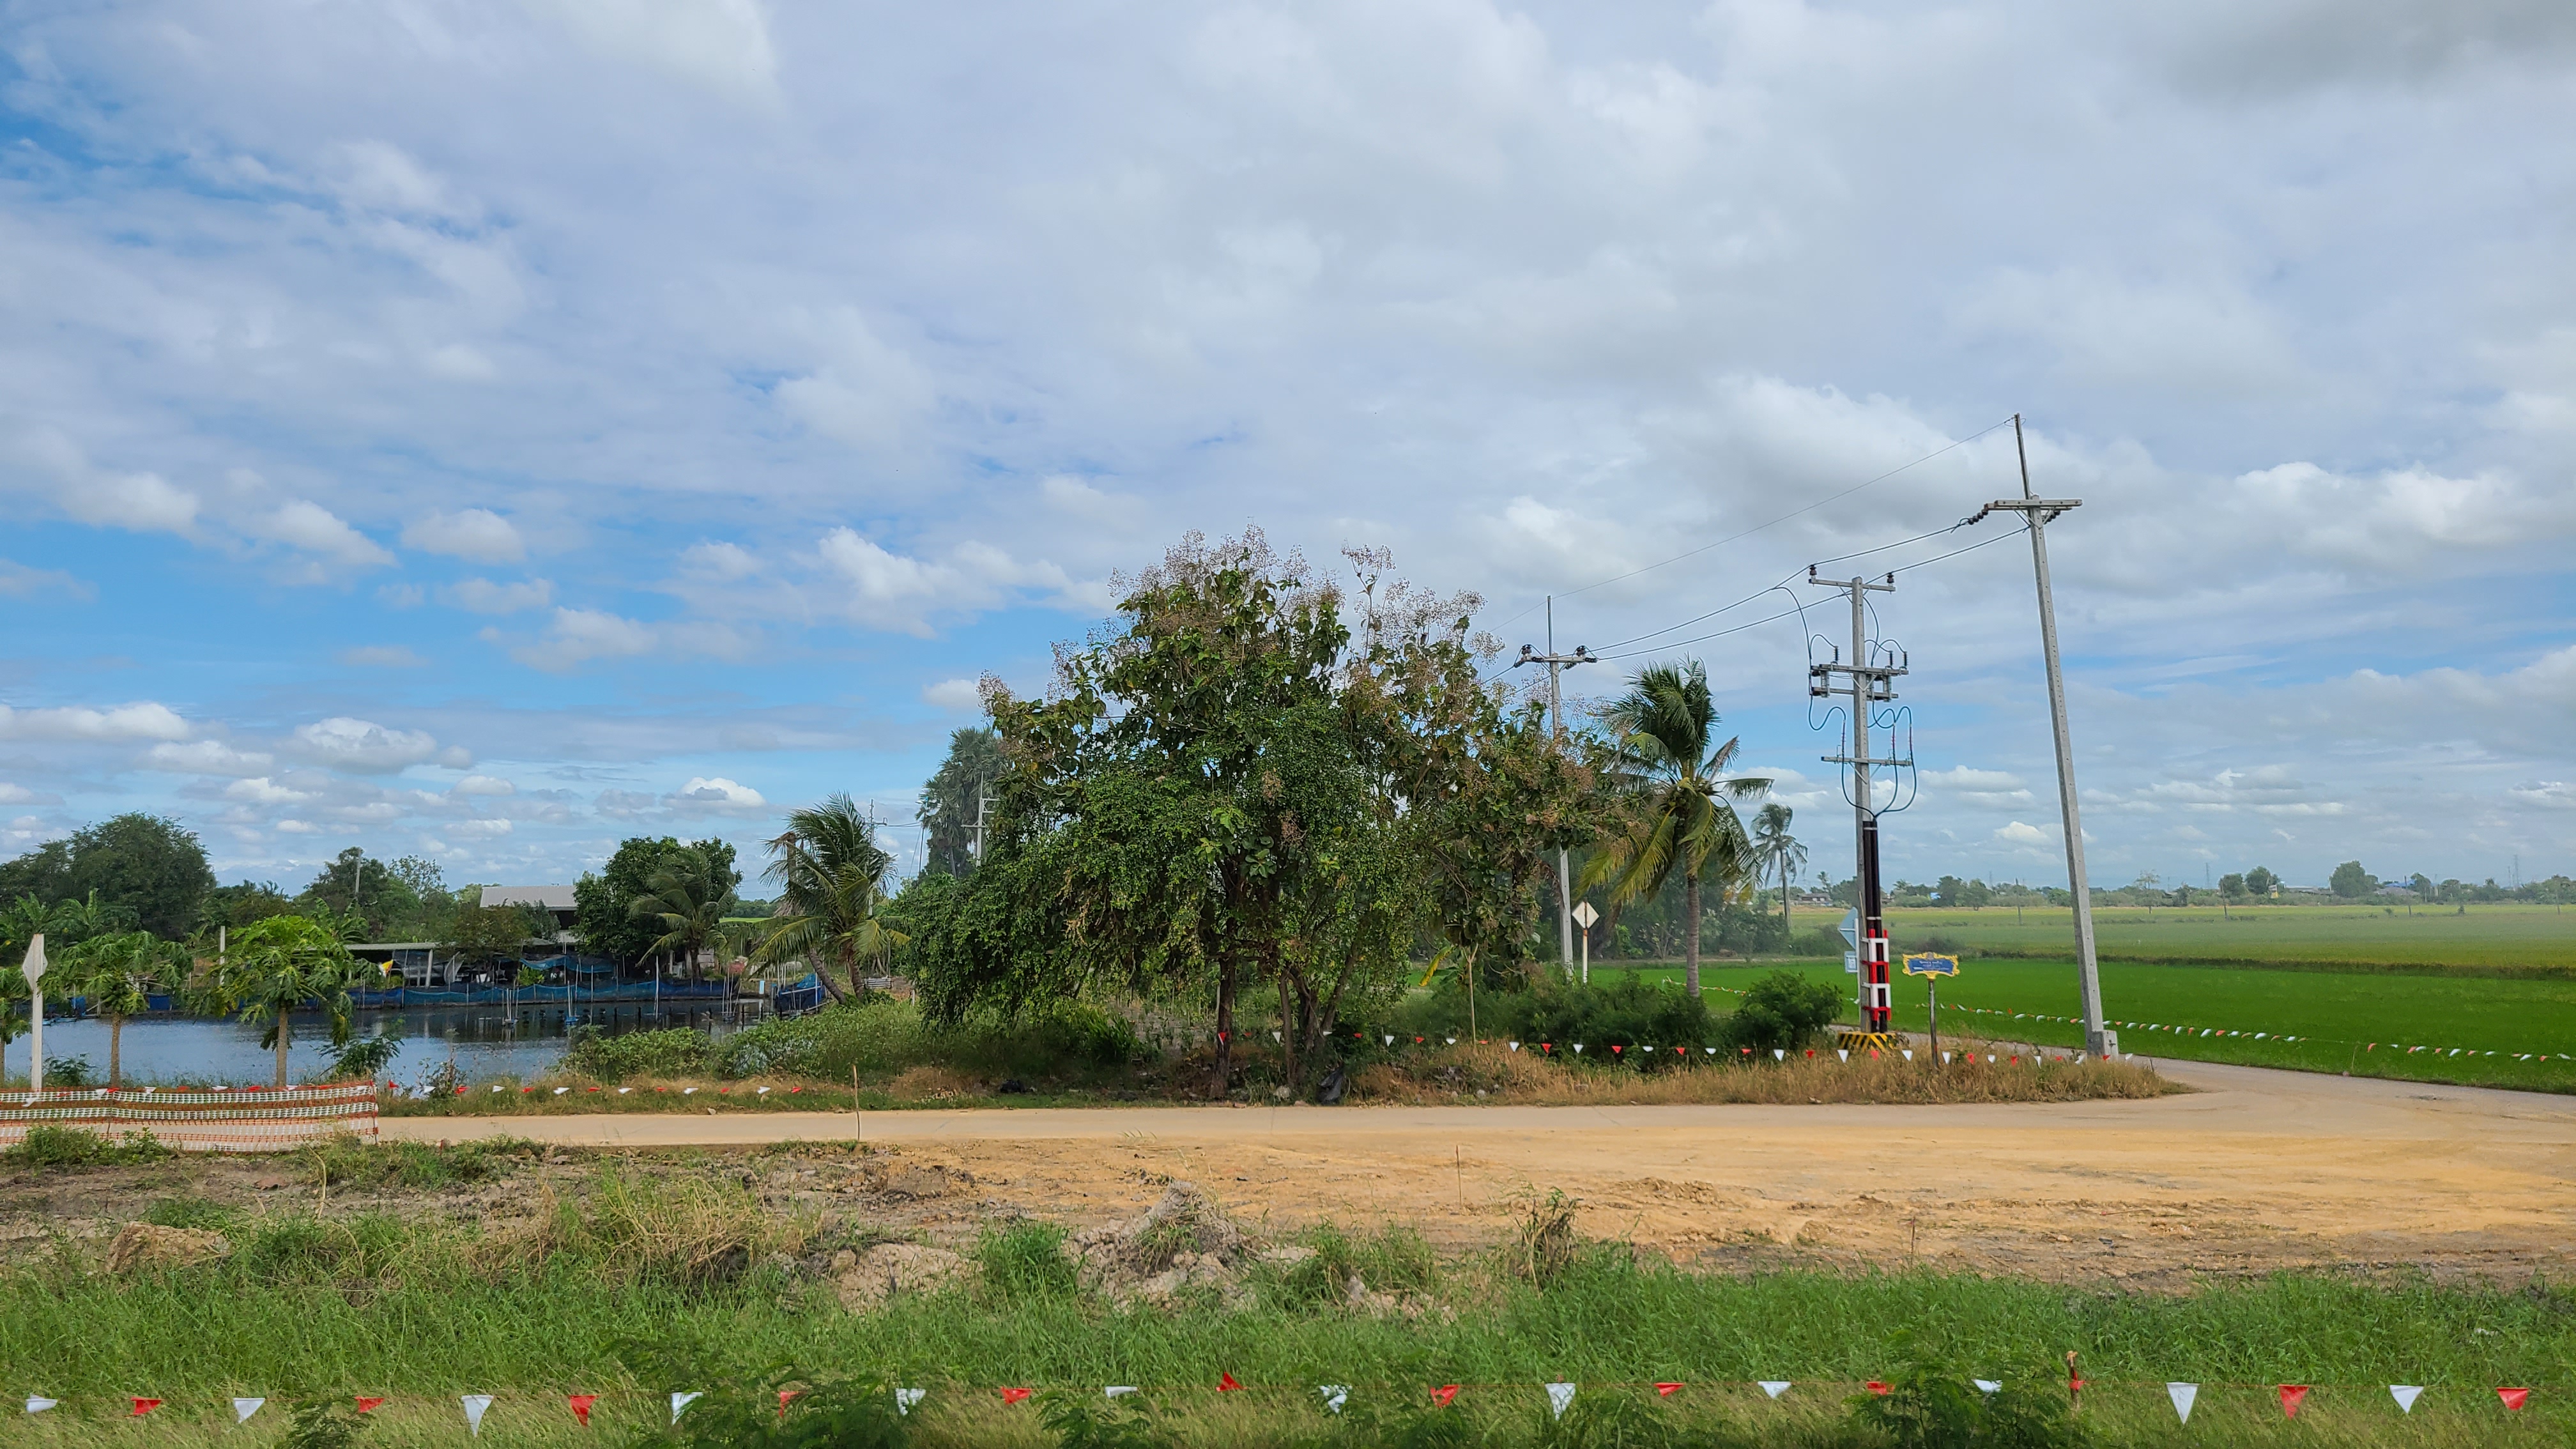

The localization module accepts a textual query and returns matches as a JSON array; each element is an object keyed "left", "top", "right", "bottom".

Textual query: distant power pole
[
  {"left": 1515, "top": 596, "right": 1593, "bottom": 974},
  {"left": 1970, "top": 415, "right": 2113, "bottom": 1058},
  {"left": 1806, "top": 569, "right": 1903, "bottom": 1035}
]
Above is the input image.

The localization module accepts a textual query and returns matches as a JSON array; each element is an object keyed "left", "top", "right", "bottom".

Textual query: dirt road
[{"left": 384, "top": 1061, "right": 2576, "bottom": 1285}]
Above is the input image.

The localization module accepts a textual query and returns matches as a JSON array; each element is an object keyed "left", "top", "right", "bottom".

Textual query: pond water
[{"left": 1, "top": 1001, "right": 765, "bottom": 1091}]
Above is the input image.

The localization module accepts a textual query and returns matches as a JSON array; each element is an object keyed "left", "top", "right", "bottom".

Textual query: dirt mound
[
  {"left": 832, "top": 1242, "right": 974, "bottom": 1308},
  {"left": 103, "top": 1223, "right": 231, "bottom": 1275},
  {"left": 1070, "top": 1181, "right": 1249, "bottom": 1305}
]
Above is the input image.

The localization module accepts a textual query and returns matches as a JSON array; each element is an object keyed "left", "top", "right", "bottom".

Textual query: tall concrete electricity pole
[
  {"left": 1972, "top": 415, "right": 2114, "bottom": 1058},
  {"left": 1515, "top": 597, "right": 1591, "bottom": 974},
  {"left": 1807, "top": 572, "right": 1901, "bottom": 1034}
]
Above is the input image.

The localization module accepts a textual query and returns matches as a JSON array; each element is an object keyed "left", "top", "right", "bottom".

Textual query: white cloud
[
  {"left": 774, "top": 308, "right": 935, "bottom": 446},
  {"left": 443, "top": 578, "right": 554, "bottom": 614},
  {"left": 1995, "top": 821, "right": 2050, "bottom": 846},
  {"left": 0, "top": 783, "right": 61, "bottom": 806},
  {"left": 274, "top": 818, "right": 319, "bottom": 834},
  {"left": 403, "top": 508, "right": 526, "bottom": 563},
  {"left": 0, "top": 559, "right": 94, "bottom": 601},
  {"left": 921, "top": 678, "right": 983, "bottom": 711},
  {"left": 0, "top": 702, "right": 192, "bottom": 742},
  {"left": 530, "top": 0, "right": 781, "bottom": 102},
  {"left": 443, "top": 816, "right": 515, "bottom": 837},
  {"left": 143, "top": 739, "right": 275, "bottom": 776},
  {"left": 594, "top": 788, "right": 659, "bottom": 818},
  {"left": 452, "top": 774, "right": 517, "bottom": 797},
  {"left": 250, "top": 500, "right": 395, "bottom": 568},
  {"left": 338, "top": 644, "right": 425, "bottom": 668},
  {"left": 668, "top": 776, "right": 766, "bottom": 813},
  {"left": 287, "top": 717, "right": 456, "bottom": 773},
  {"left": 223, "top": 776, "right": 312, "bottom": 804},
  {"left": 1921, "top": 765, "right": 2035, "bottom": 808}
]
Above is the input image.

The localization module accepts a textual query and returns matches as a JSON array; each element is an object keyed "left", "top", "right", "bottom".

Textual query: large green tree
[
  {"left": 197, "top": 914, "right": 362, "bottom": 1087},
  {"left": 576, "top": 838, "right": 740, "bottom": 965},
  {"left": 917, "top": 726, "right": 1004, "bottom": 877},
  {"left": 2329, "top": 860, "right": 2375, "bottom": 899},
  {"left": 1579, "top": 660, "right": 1769, "bottom": 999},
  {"left": 0, "top": 813, "right": 213, "bottom": 938},
  {"left": 628, "top": 847, "right": 742, "bottom": 982},
  {"left": 297, "top": 847, "right": 424, "bottom": 940},
  {"left": 756, "top": 795, "right": 903, "bottom": 1000},
  {"left": 65, "top": 930, "right": 183, "bottom": 1087}
]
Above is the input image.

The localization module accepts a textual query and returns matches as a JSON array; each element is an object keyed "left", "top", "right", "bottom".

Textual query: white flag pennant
[
  {"left": 1972, "top": 1380, "right": 2000, "bottom": 1395},
  {"left": 2390, "top": 1385, "right": 2424, "bottom": 1413},
  {"left": 1507, "top": 1041, "right": 1521, "bottom": 1052},
  {"left": 462, "top": 1395, "right": 494, "bottom": 1436},
  {"left": 1759, "top": 1381, "right": 1792, "bottom": 1399},
  {"left": 2167, "top": 1383, "right": 2198, "bottom": 1423},
  {"left": 26, "top": 1396, "right": 59, "bottom": 1414},
  {"left": 671, "top": 1392, "right": 703, "bottom": 1423},
  {"left": 1546, "top": 1383, "right": 1577, "bottom": 1420},
  {"left": 1105, "top": 1386, "right": 1138, "bottom": 1398},
  {"left": 1383, "top": 1036, "right": 1395, "bottom": 1047},
  {"left": 1319, "top": 1385, "right": 1349, "bottom": 1414},
  {"left": 1573, "top": 1043, "right": 1586, "bottom": 1055},
  {"left": 1837, "top": 1049, "right": 1849, "bottom": 1062},
  {"left": 234, "top": 1397, "right": 266, "bottom": 1423},
  {"left": 1901, "top": 1050, "right": 1914, "bottom": 1062},
  {"left": 896, "top": 1388, "right": 926, "bottom": 1416},
  {"left": 1774, "top": 1049, "right": 1785, "bottom": 1061}
]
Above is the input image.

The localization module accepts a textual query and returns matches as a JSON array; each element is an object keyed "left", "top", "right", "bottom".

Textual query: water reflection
[{"left": 1, "top": 1003, "right": 758, "bottom": 1089}]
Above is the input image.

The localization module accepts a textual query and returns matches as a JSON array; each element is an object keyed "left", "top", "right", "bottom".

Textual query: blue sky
[{"left": 3, "top": 0, "right": 2573, "bottom": 896}]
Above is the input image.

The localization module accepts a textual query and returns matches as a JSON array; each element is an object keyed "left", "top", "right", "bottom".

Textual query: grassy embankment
[
  {"left": 0, "top": 1144, "right": 2566, "bottom": 1447},
  {"left": 380, "top": 992, "right": 2169, "bottom": 1118}
]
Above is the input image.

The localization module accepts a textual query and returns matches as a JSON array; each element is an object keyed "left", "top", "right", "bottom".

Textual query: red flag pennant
[
  {"left": 779, "top": 1389, "right": 803, "bottom": 1416},
  {"left": 569, "top": 1394, "right": 597, "bottom": 1425},
  {"left": 2499, "top": 1388, "right": 2531, "bottom": 1411},
  {"left": 1866, "top": 1381, "right": 1892, "bottom": 1396},
  {"left": 131, "top": 1399, "right": 162, "bottom": 1417},
  {"left": 1654, "top": 1383, "right": 1683, "bottom": 1397},
  {"left": 1001, "top": 1388, "right": 1034, "bottom": 1405},
  {"left": 355, "top": 1397, "right": 385, "bottom": 1413},
  {"left": 1429, "top": 1385, "right": 1460, "bottom": 1407},
  {"left": 1611, "top": 1045, "right": 1623, "bottom": 1054},
  {"left": 1219, "top": 1372, "right": 1243, "bottom": 1392},
  {"left": 2278, "top": 1385, "right": 2310, "bottom": 1418}
]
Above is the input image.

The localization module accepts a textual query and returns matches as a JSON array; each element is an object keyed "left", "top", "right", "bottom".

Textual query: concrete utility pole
[
  {"left": 1515, "top": 597, "right": 1593, "bottom": 975},
  {"left": 1972, "top": 415, "right": 2114, "bottom": 1059},
  {"left": 1807, "top": 572, "right": 1903, "bottom": 1034}
]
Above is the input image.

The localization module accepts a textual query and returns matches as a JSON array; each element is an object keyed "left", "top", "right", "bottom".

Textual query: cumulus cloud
[
  {"left": 0, "top": 702, "right": 192, "bottom": 742},
  {"left": 223, "top": 776, "right": 312, "bottom": 804},
  {"left": 286, "top": 717, "right": 465, "bottom": 773},
  {"left": 667, "top": 776, "right": 766, "bottom": 813},
  {"left": 402, "top": 508, "right": 526, "bottom": 563},
  {"left": 0, "top": 782, "right": 63, "bottom": 806},
  {"left": 249, "top": 500, "right": 395, "bottom": 569},
  {"left": 451, "top": 774, "right": 516, "bottom": 797},
  {"left": 0, "top": 559, "right": 94, "bottom": 601},
  {"left": 921, "top": 678, "right": 983, "bottom": 710},
  {"left": 143, "top": 739, "right": 275, "bottom": 776}
]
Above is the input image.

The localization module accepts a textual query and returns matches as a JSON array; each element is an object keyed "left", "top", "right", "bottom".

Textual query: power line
[{"left": 1483, "top": 415, "right": 2017, "bottom": 632}]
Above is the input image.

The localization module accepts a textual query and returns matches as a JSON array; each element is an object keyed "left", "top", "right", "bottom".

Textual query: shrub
[
  {"left": 976, "top": 1220, "right": 1078, "bottom": 1301},
  {"left": 567, "top": 1025, "right": 716, "bottom": 1082},
  {"left": 142, "top": 1195, "right": 232, "bottom": 1232},
  {"left": 1715, "top": 970, "right": 1843, "bottom": 1054},
  {"left": 6, "top": 1124, "right": 171, "bottom": 1167},
  {"left": 238, "top": 1214, "right": 410, "bottom": 1282},
  {"left": 42, "top": 1055, "right": 94, "bottom": 1086},
  {"left": 1537, "top": 1390, "right": 1690, "bottom": 1449},
  {"left": 321, "top": 1031, "right": 400, "bottom": 1082},
  {"left": 282, "top": 1398, "right": 370, "bottom": 1449},
  {"left": 1510, "top": 976, "right": 1712, "bottom": 1062},
  {"left": 1846, "top": 1343, "right": 2087, "bottom": 1449},
  {"left": 1037, "top": 1390, "right": 1180, "bottom": 1449},
  {"left": 311, "top": 1134, "right": 533, "bottom": 1189}
]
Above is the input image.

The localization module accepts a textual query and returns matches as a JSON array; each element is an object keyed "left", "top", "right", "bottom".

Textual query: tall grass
[{"left": 5, "top": 1199, "right": 2566, "bottom": 1432}]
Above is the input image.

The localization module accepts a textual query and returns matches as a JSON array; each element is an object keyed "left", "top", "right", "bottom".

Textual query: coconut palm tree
[
  {"left": 627, "top": 847, "right": 739, "bottom": 983},
  {"left": 66, "top": 930, "right": 181, "bottom": 1087},
  {"left": 197, "top": 914, "right": 362, "bottom": 1087},
  {"left": 756, "top": 793, "right": 909, "bottom": 1001},
  {"left": 1579, "top": 660, "right": 1770, "bottom": 998},
  {"left": 1751, "top": 803, "right": 1806, "bottom": 941}
]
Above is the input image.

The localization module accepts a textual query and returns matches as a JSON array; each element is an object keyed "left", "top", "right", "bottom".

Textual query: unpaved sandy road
[{"left": 386, "top": 1061, "right": 2576, "bottom": 1285}]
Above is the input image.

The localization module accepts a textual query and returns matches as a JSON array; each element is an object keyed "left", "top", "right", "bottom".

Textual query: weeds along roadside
[{"left": 0, "top": 1160, "right": 2565, "bottom": 1448}]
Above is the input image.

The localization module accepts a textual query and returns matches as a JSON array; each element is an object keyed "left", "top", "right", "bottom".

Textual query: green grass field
[
  {"left": 1871, "top": 901, "right": 2576, "bottom": 974},
  {"left": 1597, "top": 956, "right": 2576, "bottom": 1092},
  {"left": 3, "top": 1209, "right": 2568, "bottom": 1447}
]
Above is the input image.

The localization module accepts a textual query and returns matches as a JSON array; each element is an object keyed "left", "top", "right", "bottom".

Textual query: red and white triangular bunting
[
  {"left": 462, "top": 1395, "right": 493, "bottom": 1436},
  {"left": 569, "top": 1394, "right": 597, "bottom": 1426},
  {"left": 234, "top": 1398, "right": 266, "bottom": 1423},
  {"left": 1429, "top": 1385, "right": 1460, "bottom": 1407},
  {"left": 1105, "top": 1386, "right": 1138, "bottom": 1398},
  {"left": 2499, "top": 1388, "right": 2531, "bottom": 1412},
  {"left": 2167, "top": 1383, "right": 2196, "bottom": 1422},
  {"left": 26, "top": 1397, "right": 59, "bottom": 1415},
  {"left": 1972, "top": 1379, "right": 2000, "bottom": 1395},
  {"left": 131, "top": 1399, "right": 162, "bottom": 1417},
  {"left": 2278, "top": 1385, "right": 2310, "bottom": 1418},
  {"left": 671, "top": 1392, "right": 702, "bottom": 1423},
  {"left": 1759, "top": 1381, "right": 1791, "bottom": 1399},
  {"left": 2389, "top": 1386, "right": 2422, "bottom": 1413},
  {"left": 896, "top": 1389, "right": 925, "bottom": 1415},
  {"left": 1545, "top": 1383, "right": 1576, "bottom": 1420},
  {"left": 1654, "top": 1383, "right": 1683, "bottom": 1397}
]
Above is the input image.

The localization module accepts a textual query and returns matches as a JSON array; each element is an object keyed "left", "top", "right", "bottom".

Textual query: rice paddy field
[
  {"left": 1604, "top": 948, "right": 2576, "bottom": 1092},
  {"left": 1883, "top": 901, "right": 2576, "bottom": 974}
]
